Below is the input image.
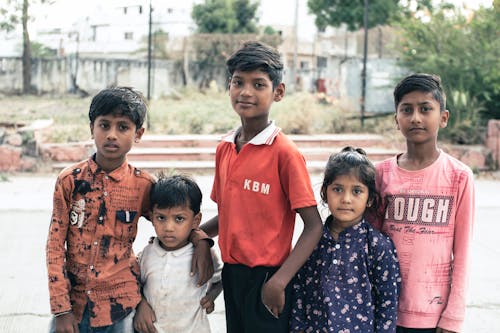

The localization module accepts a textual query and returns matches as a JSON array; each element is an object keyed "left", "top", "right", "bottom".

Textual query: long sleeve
[
  {"left": 290, "top": 262, "right": 309, "bottom": 333},
  {"left": 438, "top": 169, "right": 475, "bottom": 332},
  {"left": 370, "top": 236, "right": 400, "bottom": 333},
  {"left": 46, "top": 176, "right": 72, "bottom": 314}
]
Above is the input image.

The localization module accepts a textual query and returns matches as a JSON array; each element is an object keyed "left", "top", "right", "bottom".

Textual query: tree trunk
[{"left": 22, "top": 0, "right": 31, "bottom": 94}]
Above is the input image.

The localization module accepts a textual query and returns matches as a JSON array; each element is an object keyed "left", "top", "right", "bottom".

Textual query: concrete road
[{"left": 0, "top": 175, "right": 498, "bottom": 332}]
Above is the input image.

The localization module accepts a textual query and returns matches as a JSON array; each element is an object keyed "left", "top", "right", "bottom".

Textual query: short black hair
[
  {"left": 321, "top": 146, "right": 381, "bottom": 216},
  {"left": 394, "top": 73, "right": 446, "bottom": 112},
  {"left": 89, "top": 86, "right": 147, "bottom": 129},
  {"left": 226, "top": 40, "right": 283, "bottom": 89},
  {"left": 150, "top": 173, "right": 202, "bottom": 214}
]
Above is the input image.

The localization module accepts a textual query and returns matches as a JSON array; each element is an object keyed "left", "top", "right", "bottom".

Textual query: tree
[
  {"left": 395, "top": 3, "right": 500, "bottom": 143},
  {"left": 190, "top": 0, "right": 265, "bottom": 89},
  {"left": 192, "top": 0, "right": 259, "bottom": 33},
  {"left": 1, "top": 0, "right": 51, "bottom": 94},
  {"left": 307, "top": 0, "right": 401, "bottom": 31}
]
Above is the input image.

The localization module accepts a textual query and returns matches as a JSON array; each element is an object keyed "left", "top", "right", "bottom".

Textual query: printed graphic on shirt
[
  {"left": 384, "top": 194, "right": 453, "bottom": 226},
  {"left": 243, "top": 178, "right": 270, "bottom": 195},
  {"left": 70, "top": 198, "right": 86, "bottom": 228}
]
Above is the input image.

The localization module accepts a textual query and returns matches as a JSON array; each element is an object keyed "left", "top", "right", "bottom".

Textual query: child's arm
[
  {"left": 371, "top": 237, "right": 400, "bottom": 333},
  {"left": 188, "top": 227, "right": 215, "bottom": 286},
  {"left": 200, "top": 281, "right": 223, "bottom": 314},
  {"left": 262, "top": 206, "right": 322, "bottom": 318},
  {"left": 133, "top": 297, "right": 157, "bottom": 333},
  {"left": 437, "top": 170, "right": 475, "bottom": 332},
  {"left": 46, "top": 177, "right": 74, "bottom": 319}
]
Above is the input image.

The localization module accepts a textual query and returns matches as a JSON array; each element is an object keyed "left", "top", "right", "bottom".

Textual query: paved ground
[{"left": 0, "top": 174, "right": 498, "bottom": 332}]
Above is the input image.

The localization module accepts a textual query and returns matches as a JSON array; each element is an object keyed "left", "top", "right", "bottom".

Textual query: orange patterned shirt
[{"left": 46, "top": 157, "right": 154, "bottom": 327}]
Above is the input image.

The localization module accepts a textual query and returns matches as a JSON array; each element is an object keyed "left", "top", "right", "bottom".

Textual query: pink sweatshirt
[{"left": 374, "top": 152, "right": 474, "bottom": 332}]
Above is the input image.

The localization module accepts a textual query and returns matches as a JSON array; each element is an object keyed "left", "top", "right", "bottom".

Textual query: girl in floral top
[{"left": 290, "top": 147, "right": 401, "bottom": 333}]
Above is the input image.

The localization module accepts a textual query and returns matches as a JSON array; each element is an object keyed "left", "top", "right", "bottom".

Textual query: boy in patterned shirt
[{"left": 46, "top": 87, "right": 213, "bottom": 333}]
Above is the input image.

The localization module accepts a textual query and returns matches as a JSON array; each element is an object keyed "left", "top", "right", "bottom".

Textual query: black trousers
[
  {"left": 222, "top": 263, "right": 292, "bottom": 333},
  {"left": 397, "top": 327, "right": 437, "bottom": 333}
]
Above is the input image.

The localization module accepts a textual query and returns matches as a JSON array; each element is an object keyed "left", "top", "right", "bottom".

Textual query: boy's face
[
  {"left": 228, "top": 69, "right": 285, "bottom": 122},
  {"left": 90, "top": 114, "right": 144, "bottom": 172},
  {"left": 151, "top": 204, "right": 201, "bottom": 251},
  {"left": 395, "top": 90, "right": 449, "bottom": 144}
]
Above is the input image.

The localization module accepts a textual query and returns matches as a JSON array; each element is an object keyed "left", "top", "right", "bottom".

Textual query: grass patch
[{"left": 0, "top": 90, "right": 398, "bottom": 143}]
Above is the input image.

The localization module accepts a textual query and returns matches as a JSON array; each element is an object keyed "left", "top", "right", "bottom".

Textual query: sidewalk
[{"left": 0, "top": 175, "right": 498, "bottom": 332}]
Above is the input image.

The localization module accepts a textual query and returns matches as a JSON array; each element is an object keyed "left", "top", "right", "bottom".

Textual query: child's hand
[
  {"left": 200, "top": 296, "right": 215, "bottom": 314},
  {"left": 133, "top": 299, "right": 157, "bottom": 333},
  {"left": 262, "top": 278, "right": 285, "bottom": 319},
  {"left": 201, "top": 281, "right": 223, "bottom": 314},
  {"left": 54, "top": 312, "right": 79, "bottom": 333},
  {"left": 191, "top": 240, "right": 214, "bottom": 286}
]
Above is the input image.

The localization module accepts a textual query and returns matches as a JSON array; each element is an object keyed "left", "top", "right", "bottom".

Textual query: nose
[
  {"left": 106, "top": 127, "right": 118, "bottom": 140},
  {"left": 341, "top": 192, "right": 352, "bottom": 203},
  {"left": 240, "top": 83, "right": 252, "bottom": 97},
  {"left": 410, "top": 110, "right": 422, "bottom": 123}
]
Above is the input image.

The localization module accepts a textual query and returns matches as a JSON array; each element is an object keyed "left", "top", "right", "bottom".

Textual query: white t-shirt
[{"left": 139, "top": 238, "right": 222, "bottom": 333}]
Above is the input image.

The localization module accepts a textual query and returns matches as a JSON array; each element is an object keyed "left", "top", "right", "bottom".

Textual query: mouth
[
  {"left": 409, "top": 127, "right": 426, "bottom": 132},
  {"left": 103, "top": 143, "right": 120, "bottom": 151},
  {"left": 237, "top": 100, "right": 255, "bottom": 107}
]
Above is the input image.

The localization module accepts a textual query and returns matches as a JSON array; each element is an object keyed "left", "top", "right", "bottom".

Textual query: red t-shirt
[{"left": 211, "top": 123, "right": 317, "bottom": 267}]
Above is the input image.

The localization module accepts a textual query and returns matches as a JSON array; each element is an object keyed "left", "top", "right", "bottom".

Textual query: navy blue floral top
[{"left": 291, "top": 217, "right": 401, "bottom": 333}]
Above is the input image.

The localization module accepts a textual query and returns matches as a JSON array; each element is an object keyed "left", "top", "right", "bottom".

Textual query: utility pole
[
  {"left": 147, "top": 0, "right": 153, "bottom": 128},
  {"left": 291, "top": 0, "right": 299, "bottom": 93},
  {"left": 360, "top": 0, "right": 369, "bottom": 128}
]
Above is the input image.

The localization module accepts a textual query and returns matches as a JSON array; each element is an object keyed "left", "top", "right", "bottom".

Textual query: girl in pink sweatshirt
[{"left": 374, "top": 73, "right": 475, "bottom": 333}]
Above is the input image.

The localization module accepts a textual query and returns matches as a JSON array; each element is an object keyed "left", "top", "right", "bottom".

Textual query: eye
[
  {"left": 421, "top": 105, "right": 432, "bottom": 112},
  {"left": 401, "top": 107, "right": 412, "bottom": 114},
  {"left": 175, "top": 215, "right": 185, "bottom": 223},
  {"left": 99, "top": 122, "right": 109, "bottom": 129},
  {"left": 231, "top": 79, "right": 242, "bottom": 87},
  {"left": 155, "top": 214, "right": 166, "bottom": 222},
  {"left": 353, "top": 188, "right": 363, "bottom": 195},
  {"left": 332, "top": 186, "right": 343, "bottom": 193},
  {"left": 254, "top": 82, "right": 265, "bottom": 89},
  {"left": 119, "top": 124, "right": 130, "bottom": 131}
]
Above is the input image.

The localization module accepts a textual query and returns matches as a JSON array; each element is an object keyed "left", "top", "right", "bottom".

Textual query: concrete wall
[{"left": 0, "top": 56, "right": 406, "bottom": 113}]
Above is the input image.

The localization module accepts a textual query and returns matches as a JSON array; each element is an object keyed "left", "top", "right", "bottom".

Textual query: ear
[
  {"left": 440, "top": 110, "right": 450, "bottom": 129},
  {"left": 135, "top": 127, "right": 145, "bottom": 143},
  {"left": 273, "top": 83, "right": 286, "bottom": 102},
  {"left": 394, "top": 113, "right": 400, "bottom": 130},
  {"left": 367, "top": 198, "right": 373, "bottom": 208},
  {"left": 192, "top": 212, "right": 202, "bottom": 229}
]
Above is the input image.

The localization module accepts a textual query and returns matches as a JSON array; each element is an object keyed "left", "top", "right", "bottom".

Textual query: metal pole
[
  {"left": 361, "top": 0, "right": 369, "bottom": 128},
  {"left": 146, "top": 0, "right": 153, "bottom": 129},
  {"left": 291, "top": 0, "right": 299, "bottom": 93}
]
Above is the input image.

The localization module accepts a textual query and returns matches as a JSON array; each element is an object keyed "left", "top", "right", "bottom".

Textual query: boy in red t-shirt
[{"left": 201, "top": 41, "right": 323, "bottom": 333}]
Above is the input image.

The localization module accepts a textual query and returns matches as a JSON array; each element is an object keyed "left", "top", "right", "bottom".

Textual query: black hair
[
  {"left": 320, "top": 146, "right": 381, "bottom": 216},
  {"left": 150, "top": 173, "right": 202, "bottom": 214},
  {"left": 394, "top": 73, "right": 446, "bottom": 112},
  {"left": 226, "top": 40, "right": 283, "bottom": 89},
  {"left": 89, "top": 86, "right": 147, "bottom": 129}
]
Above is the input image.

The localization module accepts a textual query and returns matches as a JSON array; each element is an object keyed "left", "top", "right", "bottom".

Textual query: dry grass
[{"left": 0, "top": 89, "right": 397, "bottom": 143}]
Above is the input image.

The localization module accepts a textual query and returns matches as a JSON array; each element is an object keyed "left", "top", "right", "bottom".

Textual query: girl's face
[{"left": 326, "top": 173, "right": 371, "bottom": 231}]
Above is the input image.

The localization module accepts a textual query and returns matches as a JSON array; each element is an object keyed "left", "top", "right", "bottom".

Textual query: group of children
[{"left": 46, "top": 41, "right": 475, "bottom": 333}]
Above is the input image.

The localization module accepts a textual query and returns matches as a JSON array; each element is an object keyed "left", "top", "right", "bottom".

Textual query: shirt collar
[
  {"left": 222, "top": 121, "right": 281, "bottom": 146},
  {"left": 152, "top": 237, "right": 193, "bottom": 257},
  {"left": 87, "top": 154, "right": 129, "bottom": 182},
  {"left": 323, "top": 215, "right": 368, "bottom": 242}
]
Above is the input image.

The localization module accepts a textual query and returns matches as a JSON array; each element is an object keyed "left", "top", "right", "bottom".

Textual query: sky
[{"left": 31, "top": 0, "right": 494, "bottom": 41}]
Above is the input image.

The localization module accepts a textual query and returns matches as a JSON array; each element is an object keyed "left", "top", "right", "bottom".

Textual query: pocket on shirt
[{"left": 115, "top": 209, "right": 138, "bottom": 240}]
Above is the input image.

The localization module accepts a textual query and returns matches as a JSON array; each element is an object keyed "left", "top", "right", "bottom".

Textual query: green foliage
[
  {"left": 307, "top": 0, "right": 400, "bottom": 31},
  {"left": 190, "top": 33, "right": 281, "bottom": 89},
  {"left": 30, "top": 41, "right": 56, "bottom": 57},
  {"left": 192, "top": 0, "right": 259, "bottom": 34},
  {"left": 394, "top": 5, "right": 500, "bottom": 143}
]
